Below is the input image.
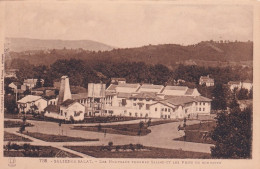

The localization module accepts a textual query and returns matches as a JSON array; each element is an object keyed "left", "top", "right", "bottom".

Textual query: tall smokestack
[{"left": 57, "top": 76, "right": 72, "bottom": 105}]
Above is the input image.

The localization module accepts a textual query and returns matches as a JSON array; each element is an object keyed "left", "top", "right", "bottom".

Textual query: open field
[
  {"left": 22, "top": 132, "right": 99, "bottom": 142},
  {"left": 65, "top": 145, "right": 211, "bottom": 158}
]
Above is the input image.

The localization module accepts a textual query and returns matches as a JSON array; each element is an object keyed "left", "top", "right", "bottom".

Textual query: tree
[
  {"left": 211, "top": 83, "right": 227, "bottom": 110},
  {"left": 211, "top": 106, "right": 252, "bottom": 158},
  {"left": 237, "top": 88, "right": 249, "bottom": 100},
  {"left": 35, "top": 77, "right": 43, "bottom": 88}
]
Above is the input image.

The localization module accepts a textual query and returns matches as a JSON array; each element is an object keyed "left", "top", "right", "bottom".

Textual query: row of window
[{"left": 154, "top": 107, "right": 171, "bottom": 112}]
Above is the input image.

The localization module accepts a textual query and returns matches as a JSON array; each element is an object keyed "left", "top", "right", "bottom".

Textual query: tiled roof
[
  {"left": 17, "top": 95, "right": 43, "bottom": 103},
  {"left": 105, "top": 91, "right": 117, "bottom": 96},
  {"left": 117, "top": 83, "right": 140, "bottom": 88},
  {"left": 60, "top": 99, "right": 76, "bottom": 107},
  {"left": 117, "top": 92, "right": 132, "bottom": 98},
  {"left": 44, "top": 105, "right": 59, "bottom": 113}
]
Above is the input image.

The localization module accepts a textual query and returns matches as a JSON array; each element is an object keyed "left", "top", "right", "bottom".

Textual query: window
[
  {"left": 133, "top": 103, "right": 136, "bottom": 106},
  {"left": 203, "top": 108, "right": 205, "bottom": 111},
  {"left": 65, "top": 112, "right": 67, "bottom": 117},
  {"left": 129, "top": 112, "right": 132, "bottom": 116},
  {"left": 146, "top": 104, "right": 150, "bottom": 110},
  {"left": 60, "top": 110, "right": 63, "bottom": 115},
  {"left": 203, "top": 102, "right": 205, "bottom": 106},
  {"left": 155, "top": 108, "right": 157, "bottom": 111},
  {"left": 161, "top": 108, "right": 164, "bottom": 111},
  {"left": 74, "top": 111, "right": 77, "bottom": 116},
  {"left": 140, "top": 113, "right": 143, "bottom": 117},
  {"left": 199, "top": 108, "right": 201, "bottom": 111},
  {"left": 196, "top": 102, "right": 198, "bottom": 105},
  {"left": 168, "top": 108, "right": 170, "bottom": 112},
  {"left": 135, "top": 113, "right": 138, "bottom": 117},
  {"left": 165, "top": 108, "right": 167, "bottom": 112},
  {"left": 161, "top": 115, "right": 163, "bottom": 118},
  {"left": 165, "top": 115, "right": 167, "bottom": 119},
  {"left": 168, "top": 115, "right": 170, "bottom": 119},
  {"left": 200, "top": 102, "right": 201, "bottom": 105}
]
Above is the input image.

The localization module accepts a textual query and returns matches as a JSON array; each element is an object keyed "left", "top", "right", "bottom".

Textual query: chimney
[{"left": 57, "top": 76, "right": 72, "bottom": 105}]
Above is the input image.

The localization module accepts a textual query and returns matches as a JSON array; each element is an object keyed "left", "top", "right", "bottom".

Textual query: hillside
[
  {"left": 6, "top": 40, "right": 253, "bottom": 69},
  {"left": 6, "top": 37, "right": 114, "bottom": 52}
]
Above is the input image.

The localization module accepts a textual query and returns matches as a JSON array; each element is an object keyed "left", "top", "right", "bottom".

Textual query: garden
[
  {"left": 65, "top": 142, "right": 211, "bottom": 158},
  {"left": 21, "top": 132, "right": 99, "bottom": 142},
  {"left": 4, "top": 142, "right": 79, "bottom": 157}
]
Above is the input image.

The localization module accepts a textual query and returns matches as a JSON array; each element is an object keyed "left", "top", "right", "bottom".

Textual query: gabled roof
[
  {"left": 149, "top": 101, "right": 175, "bottom": 109},
  {"left": 60, "top": 99, "right": 76, "bottom": 107},
  {"left": 44, "top": 105, "right": 59, "bottom": 113},
  {"left": 165, "top": 96, "right": 195, "bottom": 106},
  {"left": 106, "top": 84, "right": 117, "bottom": 91},
  {"left": 193, "top": 96, "right": 212, "bottom": 102},
  {"left": 243, "top": 80, "right": 253, "bottom": 83},
  {"left": 17, "top": 95, "right": 44, "bottom": 104},
  {"left": 185, "top": 88, "right": 194, "bottom": 95}
]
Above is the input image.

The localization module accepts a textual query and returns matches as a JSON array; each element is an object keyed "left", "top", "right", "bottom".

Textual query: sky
[{"left": 4, "top": 1, "right": 253, "bottom": 48}]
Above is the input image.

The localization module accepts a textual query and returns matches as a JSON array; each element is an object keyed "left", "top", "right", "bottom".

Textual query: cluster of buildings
[
  {"left": 17, "top": 76, "right": 212, "bottom": 121},
  {"left": 228, "top": 80, "right": 253, "bottom": 91},
  {"left": 8, "top": 78, "right": 45, "bottom": 94}
]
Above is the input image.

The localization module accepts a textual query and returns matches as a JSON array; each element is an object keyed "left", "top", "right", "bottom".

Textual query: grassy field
[
  {"left": 65, "top": 145, "right": 211, "bottom": 158},
  {"left": 4, "top": 120, "right": 33, "bottom": 128},
  {"left": 73, "top": 119, "right": 177, "bottom": 136},
  {"left": 175, "top": 121, "right": 216, "bottom": 144},
  {"left": 4, "top": 145, "right": 79, "bottom": 157},
  {"left": 22, "top": 132, "right": 99, "bottom": 142},
  {"left": 4, "top": 132, "right": 32, "bottom": 142}
]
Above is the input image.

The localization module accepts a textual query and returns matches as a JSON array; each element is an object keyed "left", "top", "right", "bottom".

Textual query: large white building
[
  {"left": 101, "top": 83, "right": 211, "bottom": 119},
  {"left": 17, "top": 95, "right": 47, "bottom": 114}
]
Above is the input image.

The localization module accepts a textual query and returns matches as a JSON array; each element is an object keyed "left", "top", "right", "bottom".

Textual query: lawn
[
  {"left": 4, "top": 132, "right": 32, "bottom": 142},
  {"left": 4, "top": 144, "right": 79, "bottom": 157},
  {"left": 4, "top": 120, "right": 33, "bottom": 128},
  {"left": 22, "top": 132, "right": 99, "bottom": 142},
  {"left": 65, "top": 145, "right": 211, "bottom": 158},
  {"left": 175, "top": 121, "right": 216, "bottom": 144},
  {"left": 72, "top": 119, "right": 177, "bottom": 136}
]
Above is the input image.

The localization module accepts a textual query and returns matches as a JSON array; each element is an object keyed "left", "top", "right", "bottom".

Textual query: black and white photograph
[{"left": 0, "top": 0, "right": 259, "bottom": 168}]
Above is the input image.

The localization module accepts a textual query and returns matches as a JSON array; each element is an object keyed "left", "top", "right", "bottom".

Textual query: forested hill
[
  {"left": 7, "top": 40, "right": 253, "bottom": 69},
  {"left": 6, "top": 37, "right": 114, "bottom": 52}
]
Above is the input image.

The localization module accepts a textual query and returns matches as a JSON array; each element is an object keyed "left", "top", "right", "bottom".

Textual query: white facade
[{"left": 17, "top": 95, "right": 47, "bottom": 113}]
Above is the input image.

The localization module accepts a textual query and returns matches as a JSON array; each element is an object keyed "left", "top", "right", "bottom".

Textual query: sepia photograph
[{"left": 0, "top": 0, "right": 259, "bottom": 169}]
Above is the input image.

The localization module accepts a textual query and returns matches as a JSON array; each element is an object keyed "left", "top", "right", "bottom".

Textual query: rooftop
[
  {"left": 163, "top": 86, "right": 188, "bottom": 91},
  {"left": 117, "top": 92, "right": 132, "bottom": 99},
  {"left": 117, "top": 83, "right": 140, "bottom": 88},
  {"left": 106, "top": 84, "right": 117, "bottom": 91},
  {"left": 44, "top": 105, "right": 59, "bottom": 113},
  {"left": 131, "top": 92, "right": 162, "bottom": 100},
  {"left": 140, "top": 84, "right": 164, "bottom": 89},
  {"left": 60, "top": 99, "right": 76, "bottom": 107},
  {"left": 17, "top": 95, "right": 43, "bottom": 103},
  {"left": 72, "top": 93, "right": 88, "bottom": 100}
]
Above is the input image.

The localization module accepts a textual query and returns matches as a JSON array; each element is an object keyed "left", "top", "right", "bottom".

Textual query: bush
[
  {"left": 136, "top": 144, "right": 143, "bottom": 150},
  {"left": 108, "top": 141, "right": 113, "bottom": 147},
  {"left": 129, "top": 143, "right": 135, "bottom": 151},
  {"left": 115, "top": 145, "right": 121, "bottom": 151}
]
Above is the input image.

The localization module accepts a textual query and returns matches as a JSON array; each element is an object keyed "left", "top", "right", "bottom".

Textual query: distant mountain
[
  {"left": 6, "top": 40, "right": 253, "bottom": 69},
  {"left": 6, "top": 37, "right": 114, "bottom": 52}
]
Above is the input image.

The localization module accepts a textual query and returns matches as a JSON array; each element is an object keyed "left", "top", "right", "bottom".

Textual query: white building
[
  {"left": 17, "top": 95, "right": 47, "bottom": 114},
  {"left": 199, "top": 75, "right": 214, "bottom": 87}
]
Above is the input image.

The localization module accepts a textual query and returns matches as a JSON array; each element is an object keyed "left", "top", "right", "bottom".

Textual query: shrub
[
  {"left": 136, "top": 144, "right": 143, "bottom": 150},
  {"left": 129, "top": 143, "right": 135, "bottom": 151},
  {"left": 116, "top": 145, "right": 121, "bottom": 151},
  {"left": 108, "top": 141, "right": 113, "bottom": 147}
]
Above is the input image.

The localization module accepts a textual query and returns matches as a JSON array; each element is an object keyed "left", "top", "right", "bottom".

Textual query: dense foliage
[{"left": 211, "top": 105, "right": 252, "bottom": 158}]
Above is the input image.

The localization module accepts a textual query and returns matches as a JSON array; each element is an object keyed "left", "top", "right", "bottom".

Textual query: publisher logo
[{"left": 8, "top": 157, "right": 16, "bottom": 167}]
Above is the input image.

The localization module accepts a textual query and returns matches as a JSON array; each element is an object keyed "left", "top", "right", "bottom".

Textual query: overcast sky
[{"left": 4, "top": 2, "right": 253, "bottom": 48}]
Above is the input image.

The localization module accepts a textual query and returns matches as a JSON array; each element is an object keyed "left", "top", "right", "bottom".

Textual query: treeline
[
  {"left": 14, "top": 58, "right": 252, "bottom": 90},
  {"left": 6, "top": 41, "right": 253, "bottom": 68}
]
